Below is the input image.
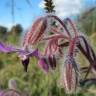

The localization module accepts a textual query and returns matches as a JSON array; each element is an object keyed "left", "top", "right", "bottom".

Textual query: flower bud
[{"left": 60, "top": 56, "right": 79, "bottom": 94}]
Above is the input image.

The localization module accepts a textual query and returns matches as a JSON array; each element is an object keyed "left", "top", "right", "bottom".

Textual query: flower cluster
[{"left": 0, "top": 14, "right": 96, "bottom": 94}]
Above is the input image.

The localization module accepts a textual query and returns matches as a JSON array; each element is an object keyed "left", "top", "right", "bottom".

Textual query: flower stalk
[{"left": 0, "top": 14, "right": 96, "bottom": 94}]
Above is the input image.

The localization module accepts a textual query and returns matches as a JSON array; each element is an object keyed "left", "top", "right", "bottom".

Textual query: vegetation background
[{"left": 0, "top": 2, "right": 96, "bottom": 96}]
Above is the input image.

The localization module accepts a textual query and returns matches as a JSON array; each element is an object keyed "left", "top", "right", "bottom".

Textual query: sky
[{"left": 0, "top": 0, "right": 96, "bottom": 29}]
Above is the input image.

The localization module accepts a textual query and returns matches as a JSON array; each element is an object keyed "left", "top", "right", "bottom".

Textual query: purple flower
[
  {"left": 0, "top": 41, "right": 57, "bottom": 73},
  {"left": 0, "top": 42, "right": 16, "bottom": 53},
  {"left": 0, "top": 41, "right": 39, "bottom": 72}
]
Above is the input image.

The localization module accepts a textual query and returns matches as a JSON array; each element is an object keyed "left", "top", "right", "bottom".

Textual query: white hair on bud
[{"left": 58, "top": 56, "right": 79, "bottom": 94}]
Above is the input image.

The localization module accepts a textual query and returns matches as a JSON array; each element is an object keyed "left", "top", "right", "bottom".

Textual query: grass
[{"left": 0, "top": 34, "right": 96, "bottom": 96}]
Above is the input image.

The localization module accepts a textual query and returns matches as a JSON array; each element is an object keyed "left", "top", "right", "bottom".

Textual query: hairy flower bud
[
  {"left": 38, "top": 55, "right": 57, "bottom": 73},
  {"left": 60, "top": 56, "right": 79, "bottom": 94},
  {"left": 38, "top": 57, "right": 49, "bottom": 73},
  {"left": 23, "top": 17, "right": 47, "bottom": 48}
]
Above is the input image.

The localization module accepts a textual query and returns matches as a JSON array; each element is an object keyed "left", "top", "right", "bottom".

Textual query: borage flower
[
  {"left": 0, "top": 41, "right": 57, "bottom": 74},
  {"left": 0, "top": 42, "right": 38, "bottom": 72}
]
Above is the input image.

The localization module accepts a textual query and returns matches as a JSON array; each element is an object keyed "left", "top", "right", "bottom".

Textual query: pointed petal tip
[
  {"left": 38, "top": 58, "right": 49, "bottom": 74},
  {"left": 22, "top": 58, "right": 29, "bottom": 72}
]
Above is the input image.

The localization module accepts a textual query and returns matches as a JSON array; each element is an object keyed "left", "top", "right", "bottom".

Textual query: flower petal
[
  {"left": 38, "top": 58, "right": 49, "bottom": 73},
  {"left": 0, "top": 42, "right": 16, "bottom": 53},
  {"left": 22, "top": 58, "right": 29, "bottom": 72},
  {"left": 26, "top": 49, "right": 39, "bottom": 58}
]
